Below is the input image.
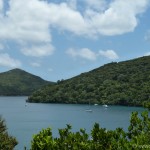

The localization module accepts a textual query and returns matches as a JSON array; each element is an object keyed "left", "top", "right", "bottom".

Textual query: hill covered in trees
[
  {"left": 28, "top": 56, "right": 150, "bottom": 106},
  {"left": 0, "top": 68, "right": 52, "bottom": 96}
]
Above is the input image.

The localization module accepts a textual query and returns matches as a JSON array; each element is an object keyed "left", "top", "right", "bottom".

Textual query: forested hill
[
  {"left": 28, "top": 56, "right": 150, "bottom": 106},
  {"left": 0, "top": 68, "right": 52, "bottom": 96}
]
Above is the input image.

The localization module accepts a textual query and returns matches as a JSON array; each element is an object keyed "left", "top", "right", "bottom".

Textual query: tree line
[{"left": 28, "top": 56, "right": 150, "bottom": 106}]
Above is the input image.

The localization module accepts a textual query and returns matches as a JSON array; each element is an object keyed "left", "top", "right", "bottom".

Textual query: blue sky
[{"left": 0, "top": 0, "right": 150, "bottom": 81}]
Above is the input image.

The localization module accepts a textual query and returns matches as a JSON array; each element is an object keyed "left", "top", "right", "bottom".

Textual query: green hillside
[
  {"left": 0, "top": 68, "right": 52, "bottom": 96},
  {"left": 28, "top": 56, "right": 150, "bottom": 106}
]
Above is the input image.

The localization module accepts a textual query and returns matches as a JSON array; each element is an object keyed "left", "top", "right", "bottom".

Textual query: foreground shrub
[
  {"left": 0, "top": 116, "right": 18, "bottom": 150},
  {"left": 31, "top": 111, "right": 150, "bottom": 150}
]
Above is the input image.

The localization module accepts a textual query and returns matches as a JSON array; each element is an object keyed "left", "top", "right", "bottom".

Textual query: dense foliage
[
  {"left": 31, "top": 111, "right": 150, "bottom": 150},
  {"left": 143, "top": 102, "right": 150, "bottom": 110},
  {"left": 0, "top": 68, "right": 52, "bottom": 96},
  {"left": 0, "top": 116, "right": 18, "bottom": 150},
  {"left": 28, "top": 56, "right": 150, "bottom": 106}
]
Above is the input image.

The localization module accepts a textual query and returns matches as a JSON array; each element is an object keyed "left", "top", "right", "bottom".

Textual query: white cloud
[
  {"left": 48, "top": 3, "right": 87, "bottom": 36},
  {"left": 0, "top": 53, "right": 21, "bottom": 68},
  {"left": 47, "top": 0, "right": 149, "bottom": 37},
  {"left": 1, "top": 0, "right": 52, "bottom": 43},
  {"left": 66, "top": 48, "right": 97, "bottom": 60},
  {"left": 85, "top": 0, "right": 150, "bottom": 36},
  {"left": 21, "top": 44, "right": 54, "bottom": 57},
  {"left": 0, "top": 0, "right": 53, "bottom": 57},
  {"left": 0, "top": 0, "right": 149, "bottom": 57},
  {"left": 67, "top": 48, "right": 119, "bottom": 60},
  {"left": 99, "top": 50, "right": 119, "bottom": 60},
  {"left": 30, "top": 62, "right": 41, "bottom": 67},
  {"left": 0, "top": 0, "right": 148, "bottom": 41}
]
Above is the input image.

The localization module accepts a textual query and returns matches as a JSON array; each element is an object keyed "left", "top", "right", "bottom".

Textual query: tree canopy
[
  {"left": 31, "top": 111, "right": 150, "bottom": 150},
  {"left": 0, "top": 68, "right": 52, "bottom": 96},
  {"left": 28, "top": 56, "right": 150, "bottom": 106}
]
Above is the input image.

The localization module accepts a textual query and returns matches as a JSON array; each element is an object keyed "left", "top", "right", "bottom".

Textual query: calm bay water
[{"left": 0, "top": 96, "right": 146, "bottom": 149}]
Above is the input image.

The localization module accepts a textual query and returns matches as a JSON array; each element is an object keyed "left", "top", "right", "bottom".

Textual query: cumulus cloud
[
  {"left": 48, "top": 3, "right": 87, "bottom": 36},
  {"left": 45, "top": 0, "right": 149, "bottom": 37},
  {"left": 3, "top": 0, "right": 52, "bottom": 43},
  {"left": 67, "top": 48, "right": 119, "bottom": 60},
  {"left": 66, "top": 48, "right": 97, "bottom": 61},
  {"left": 0, "top": 53, "right": 21, "bottom": 68},
  {"left": 0, "top": 0, "right": 149, "bottom": 39},
  {"left": 0, "top": 0, "right": 149, "bottom": 57},
  {"left": 0, "top": 0, "right": 53, "bottom": 57},
  {"left": 99, "top": 50, "right": 119, "bottom": 60},
  {"left": 85, "top": 0, "right": 149, "bottom": 36},
  {"left": 21, "top": 44, "right": 54, "bottom": 57},
  {"left": 57, "top": 0, "right": 149, "bottom": 36}
]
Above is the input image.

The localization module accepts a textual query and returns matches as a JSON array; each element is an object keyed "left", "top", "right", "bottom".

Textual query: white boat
[
  {"left": 103, "top": 104, "right": 108, "bottom": 108},
  {"left": 94, "top": 104, "right": 98, "bottom": 106},
  {"left": 85, "top": 100, "right": 93, "bottom": 112},
  {"left": 85, "top": 109, "right": 93, "bottom": 112}
]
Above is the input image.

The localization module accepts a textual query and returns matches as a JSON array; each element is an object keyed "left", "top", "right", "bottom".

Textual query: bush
[
  {"left": 31, "top": 111, "right": 150, "bottom": 150},
  {"left": 0, "top": 116, "right": 18, "bottom": 150}
]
